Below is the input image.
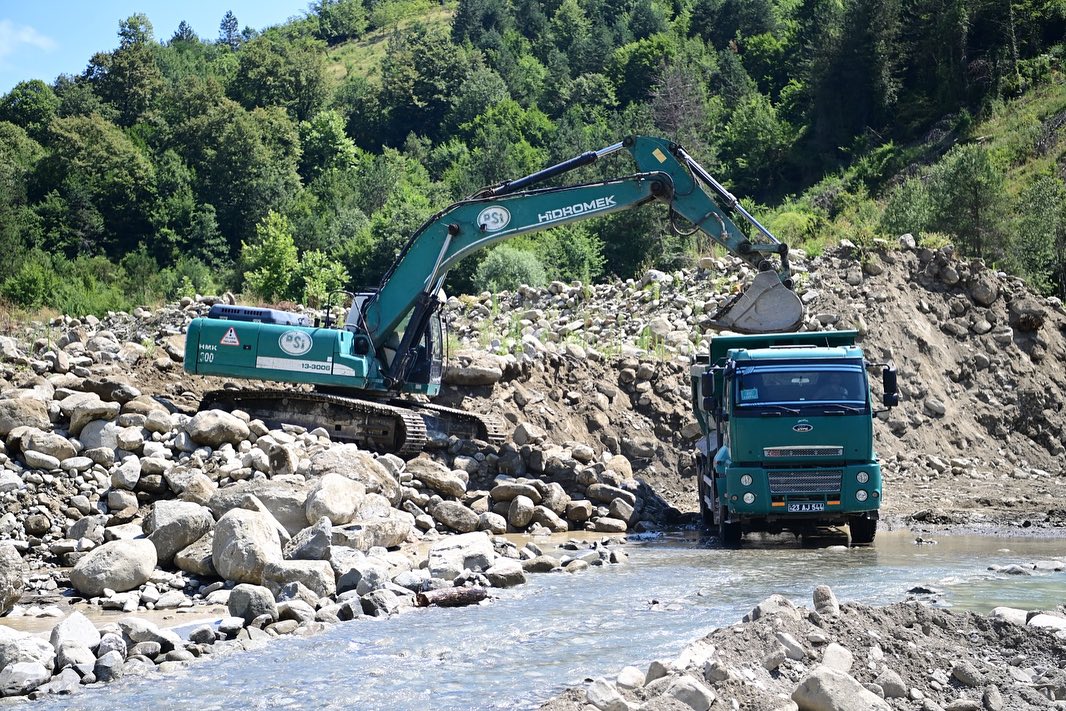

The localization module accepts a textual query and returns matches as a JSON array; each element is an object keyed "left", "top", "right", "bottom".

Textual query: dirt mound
[{"left": 439, "top": 239, "right": 1066, "bottom": 526}]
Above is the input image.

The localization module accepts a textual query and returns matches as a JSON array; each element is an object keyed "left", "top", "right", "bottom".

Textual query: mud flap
[{"left": 709, "top": 271, "right": 804, "bottom": 334}]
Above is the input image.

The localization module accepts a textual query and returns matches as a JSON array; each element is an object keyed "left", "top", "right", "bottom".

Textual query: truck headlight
[
  {"left": 740, "top": 474, "right": 753, "bottom": 486},
  {"left": 856, "top": 471, "right": 869, "bottom": 484},
  {"left": 856, "top": 490, "right": 869, "bottom": 502},
  {"left": 742, "top": 492, "right": 755, "bottom": 504}
]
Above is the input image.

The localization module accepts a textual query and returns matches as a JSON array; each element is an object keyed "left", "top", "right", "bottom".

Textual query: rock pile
[
  {"left": 0, "top": 316, "right": 645, "bottom": 698},
  {"left": 543, "top": 584, "right": 1066, "bottom": 711}
]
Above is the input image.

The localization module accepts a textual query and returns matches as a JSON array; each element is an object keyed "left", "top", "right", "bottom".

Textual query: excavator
[{"left": 184, "top": 135, "right": 804, "bottom": 456}]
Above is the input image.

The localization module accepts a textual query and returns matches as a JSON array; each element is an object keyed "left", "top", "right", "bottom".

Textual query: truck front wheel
[
  {"left": 848, "top": 514, "right": 877, "bottom": 545},
  {"left": 712, "top": 478, "right": 742, "bottom": 546},
  {"left": 718, "top": 511, "right": 742, "bottom": 546}
]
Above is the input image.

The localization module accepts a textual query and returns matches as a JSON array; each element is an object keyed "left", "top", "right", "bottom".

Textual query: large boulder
[
  {"left": 427, "top": 531, "right": 495, "bottom": 580},
  {"left": 227, "top": 584, "right": 278, "bottom": 624},
  {"left": 185, "top": 410, "right": 250, "bottom": 448},
  {"left": 969, "top": 274, "right": 999, "bottom": 307},
  {"left": 309, "top": 445, "right": 401, "bottom": 506},
  {"left": 304, "top": 473, "right": 366, "bottom": 526},
  {"left": 174, "top": 531, "right": 216, "bottom": 577},
  {"left": 207, "top": 478, "right": 311, "bottom": 536},
  {"left": 432, "top": 501, "right": 480, "bottom": 533},
  {"left": 69, "top": 398, "right": 121, "bottom": 436},
  {"left": 48, "top": 610, "right": 101, "bottom": 652},
  {"left": 442, "top": 352, "right": 504, "bottom": 386},
  {"left": 0, "top": 543, "right": 25, "bottom": 615},
  {"left": 330, "top": 510, "right": 415, "bottom": 552},
  {"left": 1008, "top": 296, "right": 1047, "bottom": 332},
  {"left": 0, "top": 661, "right": 50, "bottom": 696},
  {"left": 69, "top": 539, "right": 157, "bottom": 597},
  {"left": 78, "top": 420, "right": 124, "bottom": 452},
  {"left": 284, "top": 518, "right": 333, "bottom": 561},
  {"left": 18, "top": 429, "right": 77, "bottom": 461},
  {"left": 406, "top": 457, "right": 467, "bottom": 498},
  {"left": 0, "top": 629, "right": 54, "bottom": 671},
  {"left": 212, "top": 509, "right": 283, "bottom": 584},
  {"left": 262, "top": 560, "right": 336, "bottom": 599},
  {"left": 145, "top": 500, "right": 214, "bottom": 565},
  {"left": 117, "top": 618, "right": 182, "bottom": 652},
  {"left": 792, "top": 667, "right": 891, "bottom": 711},
  {"left": 0, "top": 399, "right": 49, "bottom": 437}
]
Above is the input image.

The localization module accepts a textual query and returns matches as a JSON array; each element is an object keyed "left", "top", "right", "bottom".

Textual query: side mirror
[{"left": 882, "top": 364, "right": 899, "bottom": 408}]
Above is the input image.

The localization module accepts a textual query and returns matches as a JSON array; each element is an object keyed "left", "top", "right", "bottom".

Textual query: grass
[
  {"left": 325, "top": 2, "right": 456, "bottom": 85},
  {"left": 978, "top": 78, "right": 1066, "bottom": 200}
]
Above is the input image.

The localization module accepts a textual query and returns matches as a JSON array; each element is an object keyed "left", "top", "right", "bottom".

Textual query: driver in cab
[{"left": 815, "top": 372, "right": 851, "bottom": 400}]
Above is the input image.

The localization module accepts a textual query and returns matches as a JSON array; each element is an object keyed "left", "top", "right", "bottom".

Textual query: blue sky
[{"left": 0, "top": 1, "right": 309, "bottom": 93}]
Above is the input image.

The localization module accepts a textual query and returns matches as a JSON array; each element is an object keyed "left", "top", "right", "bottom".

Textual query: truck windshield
[{"left": 735, "top": 365, "right": 866, "bottom": 407}]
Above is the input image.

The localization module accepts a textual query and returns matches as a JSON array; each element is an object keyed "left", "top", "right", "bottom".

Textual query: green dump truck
[{"left": 690, "top": 331, "right": 898, "bottom": 545}]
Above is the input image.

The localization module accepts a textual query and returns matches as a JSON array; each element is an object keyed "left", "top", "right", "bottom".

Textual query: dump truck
[
  {"left": 691, "top": 330, "right": 898, "bottom": 545},
  {"left": 185, "top": 135, "right": 804, "bottom": 456}
]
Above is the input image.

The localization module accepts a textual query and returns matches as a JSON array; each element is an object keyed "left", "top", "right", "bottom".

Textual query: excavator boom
[{"left": 184, "top": 135, "right": 803, "bottom": 456}]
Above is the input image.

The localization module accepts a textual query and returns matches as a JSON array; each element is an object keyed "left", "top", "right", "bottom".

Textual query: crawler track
[
  {"left": 200, "top": 389, "right": 428, "bottom": 457},
  {"left": 390, "top": 400, "right": 507, "bottom": 445}
]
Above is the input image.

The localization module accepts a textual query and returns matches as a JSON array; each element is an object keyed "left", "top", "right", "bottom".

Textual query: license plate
[{"left": 787, "top": 502, "right": 825, "bottom": 513}]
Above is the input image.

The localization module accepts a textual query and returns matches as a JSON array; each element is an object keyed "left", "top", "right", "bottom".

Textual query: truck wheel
[
  {"left": 712, "top": 478, "right": 742, "bottom": 546},
  {"left": 848, "top": 515, "right": 877, "bottom": 545},
  {"left": 718, "top": 510, "right": 742, "bottom": 547}
]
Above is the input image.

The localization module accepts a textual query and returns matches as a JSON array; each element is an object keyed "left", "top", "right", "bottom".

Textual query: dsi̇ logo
[
  {"left": 477, "top": 206, "right": 510, "bottom": 232},
  {"left": 279, "top": 330, "right": 313, "bottom": 356}
]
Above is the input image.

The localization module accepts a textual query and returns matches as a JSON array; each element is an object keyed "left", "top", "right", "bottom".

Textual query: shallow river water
[{"left": 33, "top": 530, "right": 1066, "bottom": 711}]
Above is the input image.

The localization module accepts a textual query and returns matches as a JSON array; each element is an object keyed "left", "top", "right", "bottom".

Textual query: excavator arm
[{"left": 363, "top": 135, "right": 804, "bottom": 388}]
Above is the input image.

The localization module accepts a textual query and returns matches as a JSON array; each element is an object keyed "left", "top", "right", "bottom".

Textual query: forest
[{"left": 0, "top": 0, "right": 1063, "bottom": 315}]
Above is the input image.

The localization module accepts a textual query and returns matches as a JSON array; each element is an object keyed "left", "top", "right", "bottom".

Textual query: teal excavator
[{"left": 184, "top": 135, "right": 804, "bottom": 456}]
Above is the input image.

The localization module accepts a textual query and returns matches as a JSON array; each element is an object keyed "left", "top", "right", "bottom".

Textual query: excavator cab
[{"left": 404, "top": 312, "right": 444, "bottom": 387}]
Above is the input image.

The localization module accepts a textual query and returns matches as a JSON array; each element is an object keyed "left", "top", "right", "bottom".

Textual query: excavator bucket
[{"left": 708, "top": 270, "right": 804, "bottom": 334}]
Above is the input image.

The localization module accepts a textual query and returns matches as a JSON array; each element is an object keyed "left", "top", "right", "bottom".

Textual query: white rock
[
  {"left": 793, "top": 667, "right": 890, "bottom": 711},
  {"left": 821, "top": 642, "right": 854, "bottom": 672},
  {"left": 587, "top": 677, "right": 629, "bottom": 711},
  {"left": 211, "top": 509, "right": 283, "bottom": 585},
  {"left": 48, "top": 610, "right": 101, "bottom": 652},
  {"left": 69, "top": 539, "right": 157, "bottom": 597},
  {"left": 304, "top": 473, "right": 366, "bottom": 526},
  {"left": 427, "top": 531, "right": 495, "bottom": 581}
]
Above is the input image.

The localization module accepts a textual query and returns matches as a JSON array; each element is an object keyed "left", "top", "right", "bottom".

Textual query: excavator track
[
  {"left": 389, "top": 400, "right": 507, "bottom": 445},
  {"left": 199, "top": 389, "right": 428, "bottom": 458}
]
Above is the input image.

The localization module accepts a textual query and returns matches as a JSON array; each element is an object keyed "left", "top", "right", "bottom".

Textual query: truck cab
[{"left": 691, "top": 331, "right": 897, "bottom": 545}]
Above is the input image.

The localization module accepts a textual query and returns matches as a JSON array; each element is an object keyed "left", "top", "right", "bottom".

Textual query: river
[{"left": 29, "top": 530, "right": 1066, "bottom": 710}]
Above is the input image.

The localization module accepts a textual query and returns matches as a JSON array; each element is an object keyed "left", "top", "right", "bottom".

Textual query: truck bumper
[{"left": 720, "top": 463, "right": 882, "bottom": 520}]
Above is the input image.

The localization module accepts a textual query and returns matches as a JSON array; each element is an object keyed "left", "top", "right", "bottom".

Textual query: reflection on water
[{"left": 28, "top": 530, "right": 1066, "bottom": 711}]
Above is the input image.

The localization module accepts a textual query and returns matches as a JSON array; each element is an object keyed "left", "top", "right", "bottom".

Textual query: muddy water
[{"left": 32, "top": 530, "right": 1066, "bottom": 711}]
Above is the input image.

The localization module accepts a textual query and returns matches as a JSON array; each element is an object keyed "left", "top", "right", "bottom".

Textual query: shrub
[
  {"left": 0, "top": 251, "right": 55, "bottom": 307},
  {"left": 300, "top": 249, "right": 350, "bottom": 307},
  {"left": 242, "top": 211, "right": 300, "bottom": 302},
  {"left": 473, "top": 246, "right": 547, "bottom": 293},
  {"left": 879, "top": 177, "right": 933, "bottom": 238}
]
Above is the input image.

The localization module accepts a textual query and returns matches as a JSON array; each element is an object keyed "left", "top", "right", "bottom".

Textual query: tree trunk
[{"left": 415, "top": 586, "right": 489, "bottom": 608}]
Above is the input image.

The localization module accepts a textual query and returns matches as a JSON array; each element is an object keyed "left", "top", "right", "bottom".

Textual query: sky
[{"left": 0, "top": 0, "right": 309, "bottom": 93}]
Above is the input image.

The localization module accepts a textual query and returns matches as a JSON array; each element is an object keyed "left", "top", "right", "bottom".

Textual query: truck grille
[
  {"left": 768, "top": 470, "right": 842, "bottom": 494},
  {"left": 764, "top": 446, "right": 844, "bottom": 457}
]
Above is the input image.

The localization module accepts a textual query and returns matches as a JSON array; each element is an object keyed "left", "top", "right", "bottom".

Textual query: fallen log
[{"left": 416, "top": 586, "right": 489, "bottom": 608}]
